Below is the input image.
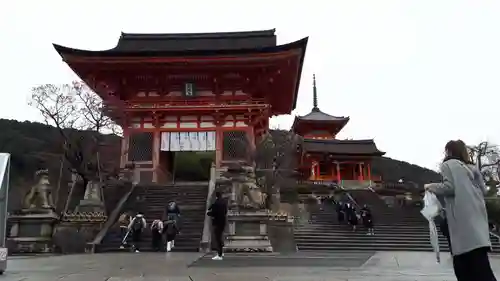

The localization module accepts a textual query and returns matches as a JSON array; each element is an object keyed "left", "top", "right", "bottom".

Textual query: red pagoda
[
  {"left": 53, "top": 29, "right": 308, "bottom": 183},
  {"left": 293, "top": 75, "right": 385, "bottom": 184}
]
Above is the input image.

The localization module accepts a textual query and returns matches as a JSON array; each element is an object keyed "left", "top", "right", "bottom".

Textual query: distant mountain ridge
[{"left": 0, "top": 118, "right": 440, "bottom": 210}]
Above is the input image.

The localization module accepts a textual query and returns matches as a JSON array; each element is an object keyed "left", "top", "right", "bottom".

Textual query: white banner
[
  {"left": 189, "top": 132, "right": 200, "bottom": 151},
  {"left": 170, "top": 132, "right": 181, "bottom": 151},
  {"left": 179, "top": 132, "right": 190, "bottom": 151},
  {"left": 207, "top": 131, "right": 216, "bottom": 151},
  {"left": 160, "top": 131, "right": 216, "bottom": 152},
  {"left": 160, "top": 132, "right": 170, "bottom": 151},
  {"left": 199, "top": 132, "right": 207, "bottom": 151}
]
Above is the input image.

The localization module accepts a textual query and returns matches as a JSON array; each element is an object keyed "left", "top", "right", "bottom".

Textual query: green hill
[{"left": 0, "top": 119, "right": 440, "bottom": 211}]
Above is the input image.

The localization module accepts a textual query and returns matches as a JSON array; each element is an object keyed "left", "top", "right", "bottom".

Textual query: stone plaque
[
  {"left": 18, "top": 223, "right": 41, "bottom": 237},
  {"left": 235, "top": 221, "right": 261, "bottom": 236}
]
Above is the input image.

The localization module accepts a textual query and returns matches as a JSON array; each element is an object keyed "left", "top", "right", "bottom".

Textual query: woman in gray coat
[{"left": 425, "top": 140, "right": 496, "bottom": 281}]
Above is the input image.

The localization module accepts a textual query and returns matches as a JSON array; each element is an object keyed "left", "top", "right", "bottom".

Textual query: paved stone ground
[{"left": 3, "top": 251, "right": 500, "bottom": 280}]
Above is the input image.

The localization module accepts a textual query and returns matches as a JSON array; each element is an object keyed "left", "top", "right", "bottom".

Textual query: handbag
[{"left": 421, "top": 191, "right": 443, "bottom": 263}]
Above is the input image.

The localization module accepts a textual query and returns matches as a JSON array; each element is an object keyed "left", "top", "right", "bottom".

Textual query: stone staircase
[
  {"left": 294, "top": 189, "right": 500, "bottom": 252},
  {"left": 96, "top": 182, "right": 208, "bottom": 252}
]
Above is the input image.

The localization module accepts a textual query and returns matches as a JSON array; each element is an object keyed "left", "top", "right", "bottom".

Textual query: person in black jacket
[
  {"left": 361, "top": 205, "right": 374, "bottom": 236},
  {"left": 207, "top": 191, "right": 227, "bottom": 260},
  {"left": 164, "top": 201, "right": 181, "bottom": 249}
]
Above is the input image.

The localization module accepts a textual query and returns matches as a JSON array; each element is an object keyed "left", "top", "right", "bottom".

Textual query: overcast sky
[{"left": 1, "top": 0, "right": 499, "bottom": 170}]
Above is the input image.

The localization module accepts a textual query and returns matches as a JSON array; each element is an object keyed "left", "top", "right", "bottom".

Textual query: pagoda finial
[{"left": 312, "top": 74, "right": 319, "bottom": 111}]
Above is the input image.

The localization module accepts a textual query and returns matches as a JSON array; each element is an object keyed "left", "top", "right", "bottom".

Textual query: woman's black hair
[{"left": 443, "top": 140, "right": 473, "bottom": 164}]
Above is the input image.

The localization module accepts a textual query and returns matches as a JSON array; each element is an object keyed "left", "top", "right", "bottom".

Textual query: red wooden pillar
[
  {"left": 152, "top": 130, "right": 160, "bottom": 183},
  {"left": 367, "top": 163, "right": 372, "bottom": 181},
  {"left": 336, "top": 162, "right": 341, "bottom": 182},
  {"left": 120, "top": 129, "right": 130, "bottom": 168},
  {"left": 246, "top": 126, "right": 256, "bottom": 164},
  {"left": 358, "top": 163, "right": 363, "bottom": 181},
  {"left": 215, "top": 126, "right": 223, "bottom": 167}
]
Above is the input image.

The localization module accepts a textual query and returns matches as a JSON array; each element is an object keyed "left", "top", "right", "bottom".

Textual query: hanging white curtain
[
  {"left": 179, "top": 132, "right": 191, "bottom": 151},
  {"left": 206, "top": 131, "right": 216, "bottom": 151},
  {"left": 159, "top": 131, "right": 216, "bottom": 151},
  {"left": 160, "top": 132, "right": 171, "bottom": 151},
  {"left": 199, "top": 132, "right": 208, "bottom": 151},
  {"left": 189, "top": 132, "right": 200, "bottom": 151},
  {"left": 170, "top": 132, "right": 181, "bottom": 151}
]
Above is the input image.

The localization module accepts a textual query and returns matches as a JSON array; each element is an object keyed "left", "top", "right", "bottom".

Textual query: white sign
[
  {"left": 0, "top": 248, "right": 7, "bottom": 261},
  {"left": 161, "top": 131, "right": 216, "bottom": 152}
]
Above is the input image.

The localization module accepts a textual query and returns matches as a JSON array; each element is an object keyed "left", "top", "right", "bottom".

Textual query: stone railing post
[{"left": 200, "top": 163, "right": 216, "bottom": 252}]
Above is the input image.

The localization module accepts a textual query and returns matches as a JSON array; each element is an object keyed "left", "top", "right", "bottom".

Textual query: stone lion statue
[
  {"left": 234, "top": 165, "right": 267, "bottom": 209},
  {"left": 22, "top": 169, "right": 54, "bottom": 210}
]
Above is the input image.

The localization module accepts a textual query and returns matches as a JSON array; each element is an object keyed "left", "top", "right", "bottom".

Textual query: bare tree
[
  {"left": 469, "top": 141, "right": 500, "bottom": 195},
  {"left": 255, "top": 130, "right": 300, "bottom": 209},
  {"left": 29, "top": 81, "right": 121, "bottom": 212}
]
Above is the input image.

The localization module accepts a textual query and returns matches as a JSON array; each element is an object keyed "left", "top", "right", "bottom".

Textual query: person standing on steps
[
  {"left": 336, "top": 200, "right": 345, "bottom": 224},
  {"left": 163, "top": 216, "right": 179, "bottom": 252},
  {"left": 361, "top": 205, "right": 374, "bottom": 236},
  {"left": 118, "top": 211, "right": 132, "bottom": 249},
  {"left": 425, "top": 140, "right": 497, "bottom": 281},
  {"left": 207, "top": 191, "right": 228, "bottom": 261},
  {"left": 164, "top": 201, "right": 181, "bottom": 249},
  {"left": 128, "top": 212, "right": 147, "bottom": 253},
  {"left": 150, "top": 219, "right": 163, "bottom": 252},
  {"left": 346, "top": 203, "right": 358, "bottom": 232}
]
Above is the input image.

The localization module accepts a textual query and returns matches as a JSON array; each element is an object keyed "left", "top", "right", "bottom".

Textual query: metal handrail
[
  {"left": 339, "top": 185, "right": 361, "bottom": 209},
  {"left": 0, "top": 153, "right": 10, "bottom": 272},
  {"left": 88, "top": 182, "right": 137, "bottom": 250}
]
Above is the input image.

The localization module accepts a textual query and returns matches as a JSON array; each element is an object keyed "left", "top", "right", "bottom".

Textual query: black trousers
[
  {"left": 213, "top": 224, "right": 225, "bottom": 257},
  {"left": 453, "top": 247, "right": 497, "bottom": 281},
  {"left": 151, "top": 231, "right": 162, "bottom": 251},
  {"left": 439, "top": 218, "right": 452, "bottom": 254},
  {"left": 132, "top": 230, "right": 142, "bottom": 251},
  {"left": 120, "top": 227, "right": 129, "bottom": 245}
]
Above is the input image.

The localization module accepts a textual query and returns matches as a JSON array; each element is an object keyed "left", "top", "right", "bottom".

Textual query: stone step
[
  {"left": 294, "top": 233, "right": 448, "bottom": 239},
  {"left": 296, "top": 225, "right": 433, "bottom": 230},
  {"left": 297, "top": 243, "right": 449, "bottom": 251},
  {"left": 296, "top": 227, "right": 433, "bottom": 233},
  {"left": 295, "top": 237, "right": 450, "bottom": 244},
  {"left": 98, "top": 184, "right": 208, "bottom": 253},
  {"left": 143, "top": 197, "right": 207, "bottom": 202}
]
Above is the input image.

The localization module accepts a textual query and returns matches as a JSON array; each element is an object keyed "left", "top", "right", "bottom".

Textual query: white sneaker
[
  {"left": 120, "top": 245, "right": 125, "bottom": 249},
  {"left": 135, "top": 250, "right": 140, "bottom": 253},
  {"left": 166, "top": 242, "right": 172, "bottom": 252},
  {"left": 212, "top": 255, "right": 223, "bottom": 261},
  {"left": 171, "top": 240, "right": 175, "bottom": 248}
]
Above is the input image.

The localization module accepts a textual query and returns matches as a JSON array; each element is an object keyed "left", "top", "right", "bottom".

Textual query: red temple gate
[{"left": 53, "top": 30, "right": 308, "bottom": 183}]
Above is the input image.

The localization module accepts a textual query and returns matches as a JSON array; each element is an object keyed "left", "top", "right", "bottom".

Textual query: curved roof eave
[
  {"left": 291, "top": 116, "right": 350, "bottom": 132},
  {"left": 52, "top": 37, "right": 309, "bottom": 58},
  {"left": 119, "top": 29, "right": 277, "bottom": 40}
]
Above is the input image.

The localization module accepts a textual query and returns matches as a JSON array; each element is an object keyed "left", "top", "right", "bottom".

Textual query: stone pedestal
[
  {"left": 7, "top": 209, "right": 59, "bottom": 254},
  {"left": 224, "top": 210, "right": 273, "bottom": 252},
  {"left": 75, "top": 181, "right": 105, "bottom": 213},
  {"left": 53, "top": 212, "right": 106, "bottom": 254},
  {"left": 75, "top": 199, "right": 105, "bottom": 213}
]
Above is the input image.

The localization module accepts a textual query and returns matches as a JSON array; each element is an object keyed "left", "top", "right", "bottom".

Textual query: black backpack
[
  {"left": 167, "top": 202, "right": 177, "bottom": 213},
  {"left": 132, "top": 217, "right": 144, "bottom": 231},
  {"left": 164, "top": 220, "right": 177, "bottom": 236}
]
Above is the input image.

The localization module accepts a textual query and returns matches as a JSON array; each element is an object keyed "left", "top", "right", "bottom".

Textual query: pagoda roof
[
  {"left": 52, "top": 29, "right": 301, "bottom": 57},
  {"left": 296, "top": 108, "right": 349, "bottom": 122},
  {"left": 302, "top": 139, "right": 385, "bottom": 156},
  {"left": 291, "top": 74, "right": 349, "bottom": 135}
]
